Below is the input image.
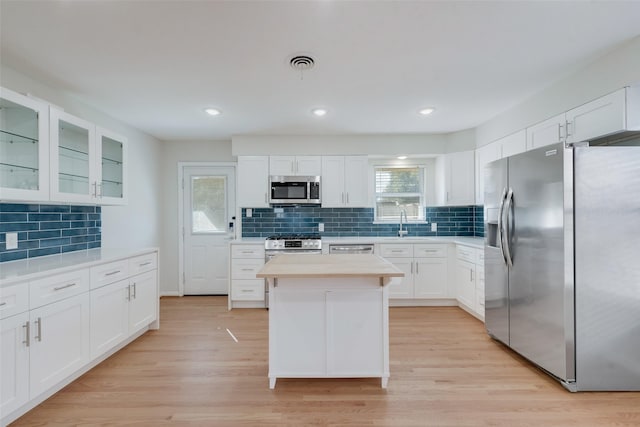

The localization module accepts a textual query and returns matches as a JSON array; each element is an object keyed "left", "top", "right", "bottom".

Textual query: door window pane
[{"left": 192, "top": 176, "right": 227, "bottom": 233}]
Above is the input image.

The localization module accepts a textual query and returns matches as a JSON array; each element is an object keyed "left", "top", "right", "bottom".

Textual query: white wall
[
  {"left": 0, "top": 65, "right": 164, "bottom": 250},
  {"left": 160, "top": 140, "right": 234, "bottom": 295},
  {"left": 476, "top": 35, "right": 640, "bottom": 146}
]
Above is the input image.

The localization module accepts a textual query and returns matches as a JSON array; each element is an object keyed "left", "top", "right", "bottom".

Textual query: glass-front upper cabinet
[
  {"left": 96, "top": 127, "right": 127, "bottom": 205},
  {"left": 0, "top": 87, "right": 50, "bottom": 201},
  {"left": 50, "top": 108, "right": 97, "bottom": 203}
]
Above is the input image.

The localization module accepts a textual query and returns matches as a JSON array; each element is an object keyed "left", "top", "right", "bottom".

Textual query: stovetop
[
  {"left": 265, "top": 234, "right": 321, "bottom": 241},
  {"left": 265, "top": 234, "right": 322, "bottom": 250}
]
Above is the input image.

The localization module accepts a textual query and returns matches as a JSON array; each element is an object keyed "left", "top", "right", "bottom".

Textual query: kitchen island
[{"left": 256, "top": 254, "right": 404, "bottom": 389}]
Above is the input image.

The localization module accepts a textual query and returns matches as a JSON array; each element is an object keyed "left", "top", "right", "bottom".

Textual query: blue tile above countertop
[
  {"left": 0, "top": 203, "right": 101, "bottom": 263},
  {"left": 242, "top": 205, "right": 484, "bottom": 238}
]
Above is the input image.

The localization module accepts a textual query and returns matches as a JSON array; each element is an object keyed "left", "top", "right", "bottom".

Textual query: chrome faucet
[{"left": 398, "top": 209, "right": 408, "bottom": 237}]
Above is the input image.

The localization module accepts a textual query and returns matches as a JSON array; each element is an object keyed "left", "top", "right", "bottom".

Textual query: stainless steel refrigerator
[{"left": 484, "top": 137, "right": 640, "bottom": 391}]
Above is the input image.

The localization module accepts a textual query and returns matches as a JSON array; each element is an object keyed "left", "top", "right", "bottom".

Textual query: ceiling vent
[{"left": 289, "top": 55, "right": 315, "bottom": 71}]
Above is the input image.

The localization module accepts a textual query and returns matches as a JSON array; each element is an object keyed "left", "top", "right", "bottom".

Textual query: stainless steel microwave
[{"left": 269, "top": 175, "right": 321, "bottom": 205}]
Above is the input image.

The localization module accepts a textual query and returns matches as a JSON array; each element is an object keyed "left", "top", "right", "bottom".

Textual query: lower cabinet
[
  {"left": 456, "top": 245, "right": 484, "bottom": 320},
  {"left": 29, "top": 293, "right": 91, "bottom": 398},
  {"left": 229, "top": 243, "right": 265, "bottom": 309},
  {"left": 0, "top": 249, "right": 159, "bottom": 426},
  {"left": 377, "top": 243, "right": 449, "bottom": 299},
  {"left": 90, "top": 270, "right": 158, "bottom": 359},
  {"left": 1, "top": 312, "right": 30, "bottom": 416}
]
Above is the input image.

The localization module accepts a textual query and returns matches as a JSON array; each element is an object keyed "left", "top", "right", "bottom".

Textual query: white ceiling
[{"left": 2, "top": 1, "right": 640, "bottom": 142}]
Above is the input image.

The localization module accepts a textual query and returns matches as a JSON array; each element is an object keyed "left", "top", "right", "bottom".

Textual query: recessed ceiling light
[
  {"left": 204, "top": 108, "right": 221, "bottom": 116},
  {"left": 312, "top": 108, "right": 327, "bottom": 117},
  {"left": 397, "top": 155, "right": 408, "bottom": 160},
  {"left": 418, "top": 107, "right": 435, "bottom": 116}
]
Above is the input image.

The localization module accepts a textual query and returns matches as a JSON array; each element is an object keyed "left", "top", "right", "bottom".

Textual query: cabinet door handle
[
  {"left": 341, "top": 192, "right": 345, "bottom": 204},
  {"left": 96, "top": 183, "right": 103, "bottom": 198},
  {"left": 0, "top": 301, "right": 6, "bottom": 307},
  {"left": 105, "top": 270, "right": 121, "bottom": 276},
  {"left": 416, "top": 262, "right": 419, "bottom": 274},
  {"left": 127, "top": 284, "right": 131, "bottom": 301},
  {"left": 132, "top": 283, "right": 137, "bottom": 299},
  {"left": 23, "top": 322, "right": 30, "bottom": 347},
  {"left": 92, "top": 182, "right": 97, "bottom": 197},
  {"left": 566, "top": 121, "right": 573, "bottom": 136},
  {"left": 410, "top": 261, "right": 413, "bottom": 274},
  {"left": 558, "top": 123, "right": 565, "bottom": 141},
  {"left": 470, "top": 270, "right": 474, "bottom": 281},
  {"left": 53, "top": 283, "right": 76, "bottom": 291},
  {"left": 264, "top": 193, "right": 268, "bottom": 203},
  {"left": 35, "top": 317, "right": 42, "bottom": 342},
  {"left": 346, "top": 193, "right": 349, "bottom": 204}
]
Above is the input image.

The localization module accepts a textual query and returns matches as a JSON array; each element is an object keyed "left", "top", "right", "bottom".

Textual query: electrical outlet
[
  {"left": 6, "top": 232, "right": 18, "bottom": 250},
  {"left": 431, "top": 223, "right": 437, "bottom": 232},
  {"left": 318, "top": 223, "right": 324, "bottom": 232},
  {"left": 246, "top": 208, "right": 252, "bottom": 218}
]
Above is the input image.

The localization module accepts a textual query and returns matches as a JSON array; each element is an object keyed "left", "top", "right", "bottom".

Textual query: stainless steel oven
[{"left": 264, "top": 234, "right": 322, "bottom": 307}]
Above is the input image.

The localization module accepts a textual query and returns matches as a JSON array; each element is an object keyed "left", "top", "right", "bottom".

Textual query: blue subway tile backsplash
[
  {"left": 242, "top": 205, "right": 485, "bottom": 238},
  {"left": 0, "top": 203, "right": 101, "bottom": 263}
]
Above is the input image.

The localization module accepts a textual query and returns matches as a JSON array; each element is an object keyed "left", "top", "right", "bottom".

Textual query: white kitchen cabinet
[
  {"left": 526, "top": 113, "right": 565, "bottom": 151},
  {"left": 0, "top": 86, "right": 50, "bottom": 202},
  {"left": 0, "top": 311, "right": 30, "bottom": 416},
  {"left": 475, "top": 130, "right": 526, "bottom": 205},
  {"left": 228, "top": 243, "right": 265, "bottom": 309},
  {"left": 128, "top": 270, "right": 158, "bottom": 332},
  {"left": 96, "top": 127, "right": 127, "bottom": 205},
  {"left": 269, "top": 155, "right": 321, "bottom": 176},
  {"left": 436, "top": 150, "right": 475, "bottom": 206},
  {"left": 49, "top": 108, "right": 97, "bottom": 204},
  {"left": 90, "top": 278, "right": 130, "bottom": 358},
  {"left": 378, "top": 243, "right": 449, "bottom": 299},
  {"left": 29, "top": 292, "right": 91, "bottom": 398},
  {"left": 455, "top": 245, "right": 484, "bottom": 320},
  {"left": 237, "top": 156, "right": 269, "bottom": 207},
  {"left": 321, "top": 155, "right": 369, "bottom": 208},
  {"left": 566, "top": 87, "right": 640, "bottom": 144}
]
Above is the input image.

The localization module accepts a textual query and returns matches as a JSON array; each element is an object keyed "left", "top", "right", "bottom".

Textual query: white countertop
[
  {"left": 0, "top": 247, "right": 158, "bottom": 287},
  {"left": 257, "top": 254, "right": 404, "bottom": 279},
  {"left": 231, "top": 236, "right": 484, "bottom": 249}
]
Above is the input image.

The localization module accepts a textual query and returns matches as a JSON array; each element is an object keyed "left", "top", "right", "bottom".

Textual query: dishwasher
[{"left": 328, "top": 243, "right": 375, "bottom": 254}]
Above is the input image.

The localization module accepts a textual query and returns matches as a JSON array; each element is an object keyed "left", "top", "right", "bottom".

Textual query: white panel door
[
  {"left": 236, "top": 156, "right": 268, "bottom": 207},
  {"left": 344, "top": 156, "right": 369, "bottom": 207},
  {"left": 566, "top": 88, "right": 626, "bottom": 143},
  {"left": 183, "top": 166, "right": 235, "bottom": 295},
  {"left": 386, "top": 258, "right": 413, "bottom": 298},
  {"left": 320, "top": 156, "right": 345, "bottom": 207},
  {"left": 414, "top": 258, "right": 448, "bottom": 298},
  {"left": 0, "top": 312, "right": 29, "bottom": 416},
  {"left": 90, "top": 279, "right": 129, "bottom": 359},
  {"left": 129, "top": 270, "right": 158, "bottom": 332},
  {"left": 29, "top": 293, "right": 90, "bottom": 398}
]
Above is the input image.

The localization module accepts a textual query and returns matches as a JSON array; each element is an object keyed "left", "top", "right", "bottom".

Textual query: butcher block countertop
[{"left": 256, "top": 254, "right": 404, "bottom": 279}]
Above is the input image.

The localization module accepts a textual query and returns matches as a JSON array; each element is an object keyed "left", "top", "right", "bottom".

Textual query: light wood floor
[{"left": 11, "top": 297, "right": 640, "bottom": 426}]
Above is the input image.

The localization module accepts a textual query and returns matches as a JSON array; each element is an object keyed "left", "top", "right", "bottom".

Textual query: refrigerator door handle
[
  {"left": 497, "top": 187, "right": 508, "bottom": 266},
  {"left": 502, "top": 187, "right": 514, "bottom": 268}
]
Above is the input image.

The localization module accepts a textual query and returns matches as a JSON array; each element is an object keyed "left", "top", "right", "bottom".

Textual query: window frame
[{"left": 372, "top": 163, "right": 428, "bottom": 224}]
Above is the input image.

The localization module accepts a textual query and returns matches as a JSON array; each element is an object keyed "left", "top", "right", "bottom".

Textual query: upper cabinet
[
  {"left": 0, "top": 87, "right": 50, "bottom": 202},
  {"left": 0, "top": 86, "right": 128, "bottom": 205},
  {"left": 525, "top": 86, "right": 640, "bottom": 150},
  {"left": 321, "top": 156, "right": 369, "bottom": 208},
  {"left": 237, "top": 156, "right": 269, "bottom": 208},
  {"left": 50, "top": 108, "right": 97, "bottom": 204},
  {"left": 566, "top": 87, "right": 639, "bottom": 143},
  {"left": 269, "top": 156, "right": 321, "bottom": 176},
  {"left": 50, "top": 109, "right": 126, "bottom": 205},
  {"left": 96, "top": 127, "right": 127, "bottom": 205},
  {"left": 436, "top": 150, "right": 475, "bottom": 206}
]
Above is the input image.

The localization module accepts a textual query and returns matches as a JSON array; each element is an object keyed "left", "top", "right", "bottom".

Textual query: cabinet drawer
[
  {"left": 457, "top": 245, "right": 477, "bottom": 263},
  {"left": 129, "top": 252, "right": 158, "bottom": 276},
  {"left": 414, "top": 244, "right": 447, "bottom": 258},
  {"left": 30, "top": 269, "right": 90, "bottom": 309},
  {"left": 0, "top": 282, "right": 29, "bottom": 319},
  {"left": 231, "top": 280, "right": 265, "bottom": 301},
  {"left": 231, "top": 245, "right": 265, "bottom": 259},
  {"left": 231, "top": 259, "right": 265, "bottom": 280},
  {"left": 90, "top": 259, "right": 130, "bottom": 289},
  {"left": 378, "top": 244, "right": 413, "bottom": 258}
]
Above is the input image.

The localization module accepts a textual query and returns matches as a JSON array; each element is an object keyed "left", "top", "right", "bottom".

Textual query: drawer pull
[
  {"left": 139, "top": 261, "right": 152, "bottom": 267},
  {"left": 23, "top": 322, "right": 30, "bottom": 347},
  {"left": 53, "top": 283, "right": 76, "bottom": 291},
  {"left": 241, "top": 250, "right": 255, "bottom": 254},
  {"left": 240, "top": 268, "right": 254, "bottom": 271},
  {"left": 0, "top": 301, "right": 7, "bottom": 307},
  {"left": 105, "top": 270, "right": 121, "bottom": 276},
  {"left": 391, "top": 250, "right": 404, "bottom": 253},
  {"left": 241, "top": 289, "right": 254, "bottom": 293}
]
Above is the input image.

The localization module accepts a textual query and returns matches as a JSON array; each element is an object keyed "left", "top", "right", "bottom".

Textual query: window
[{"left": 374, "top": 165, "right": 426, "bottom": 222}]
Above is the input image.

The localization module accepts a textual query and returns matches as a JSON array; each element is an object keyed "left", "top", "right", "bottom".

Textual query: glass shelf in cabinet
[{"left": 0, "top": 162, "right": 38, "bottom": 173}]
